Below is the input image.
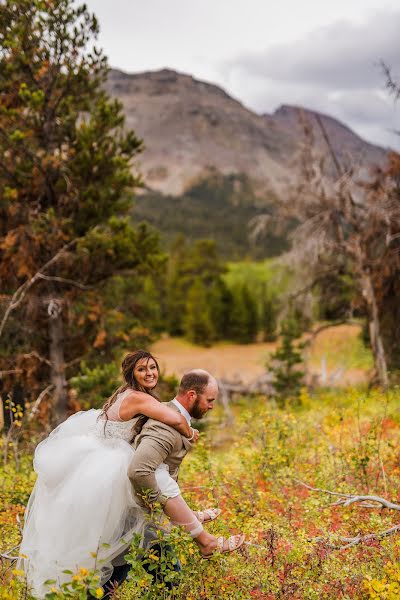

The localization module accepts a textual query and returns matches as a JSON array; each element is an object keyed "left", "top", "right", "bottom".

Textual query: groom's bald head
[{"left": 177, "top": 369, "right": 218, "bottom": 419}]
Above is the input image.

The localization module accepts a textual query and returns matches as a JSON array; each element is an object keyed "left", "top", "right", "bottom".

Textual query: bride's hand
[{"left": 189, "top": 427, "right": 200, "bottom": 443}]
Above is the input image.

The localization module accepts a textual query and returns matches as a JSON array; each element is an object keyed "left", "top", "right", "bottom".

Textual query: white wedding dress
[{"left": 18, "top": 390, "right": 180, "bottom": 599}]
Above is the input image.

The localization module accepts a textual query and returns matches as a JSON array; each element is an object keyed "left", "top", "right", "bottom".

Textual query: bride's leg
[
  {"left": 164, "top": 496, "right": 244, "bottom": 557},
  {"left": 164, "top": 495, "right": 217, "bottom": 549}
]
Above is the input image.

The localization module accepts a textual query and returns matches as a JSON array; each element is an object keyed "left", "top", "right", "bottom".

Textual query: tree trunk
[
  {"left": 361, "top": 272, "right": 389, "bottom": 387},
  {"left": 48, "top": 299, "right": 68, "bottom": 422}
]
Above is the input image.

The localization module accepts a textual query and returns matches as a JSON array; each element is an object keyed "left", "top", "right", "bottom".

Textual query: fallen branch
[
  {"left": 296, "top": 479, "right": 400, "bottom": 549},
  {"left": 0, "top": 544, "right": 20, "bottom": 562},
  {"left": 311, "top": 525, "right": 400, "bottom": 550},
  {"left": 295, "top": 479, "right": 400, "bottom": 511}
]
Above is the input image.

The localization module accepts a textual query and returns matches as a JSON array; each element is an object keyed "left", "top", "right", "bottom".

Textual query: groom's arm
[{"left": 128, "top": 421, "right": 178, "bottom": 507}]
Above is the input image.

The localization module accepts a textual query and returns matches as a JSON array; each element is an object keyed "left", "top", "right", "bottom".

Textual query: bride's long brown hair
[{"left": 101, "top": 350, "right": 161, "bottom": 420}]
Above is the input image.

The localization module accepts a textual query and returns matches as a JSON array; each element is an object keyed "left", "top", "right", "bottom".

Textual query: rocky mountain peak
[{"left": 106, "top": 68, "right": 388, "bottom": 198}]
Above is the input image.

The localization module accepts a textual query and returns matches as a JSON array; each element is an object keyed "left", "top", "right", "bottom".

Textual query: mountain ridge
[{"left": 106, "top": 67, "right": 388, "bottom": 198}]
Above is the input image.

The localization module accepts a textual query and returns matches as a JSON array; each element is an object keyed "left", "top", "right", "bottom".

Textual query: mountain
[{"left": 106, "top": 68, "right": 388, "bottom": 198}]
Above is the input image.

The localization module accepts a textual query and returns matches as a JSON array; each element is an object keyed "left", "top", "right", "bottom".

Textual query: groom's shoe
[
  {"left": 87, "top": 563, "right": 131, "bottom": 600},
  {"left": 142, "top": 539, "right": 182, "bottom": 590},
  {"left": 142, "top": 524, "right": 182, "bottom": 590},
  {"left": 103, "top": 563, "right": 131, "bottom": 598}
]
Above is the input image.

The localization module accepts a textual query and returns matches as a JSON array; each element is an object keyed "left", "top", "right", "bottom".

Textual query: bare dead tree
[{"left": 254, "top": 110, "right": 400, "bottom": 387}]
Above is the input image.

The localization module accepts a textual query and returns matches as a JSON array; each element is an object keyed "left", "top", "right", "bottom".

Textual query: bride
[{"left": 18, "top": 350, "right": 244, "bottom": 598}]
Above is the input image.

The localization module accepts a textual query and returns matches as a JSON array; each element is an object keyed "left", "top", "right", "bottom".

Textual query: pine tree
[
  {"left": 261, "top": 290, "right": 278, "bottom": 342},
  {"left": 165, "top": 238, "right": 227, "bottom": 340},
  {"left": 183, "top": 280, "right": 215, "bottom": 346},
  {"left": 208, "top": 279, "right": 233, "bottom": 340},
  {"left": 267, "top": 319, "right": 305, "bottom": 406},
  {"left": 229, "top": 284, "right": 259, "bottom": 343},
  {"left": 242, "top": 284, "right": 259, "bottom": 341},
  {"left": 0, "top": 0, "right": 163, "bottom": 421},
  {"left": 166, "top": 235, "right": 188, "bottom": 335}
]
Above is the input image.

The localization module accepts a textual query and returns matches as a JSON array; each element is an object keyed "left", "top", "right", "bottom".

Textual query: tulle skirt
[{"left": 17, "top": 410, "right": 154, "bottom": 598}]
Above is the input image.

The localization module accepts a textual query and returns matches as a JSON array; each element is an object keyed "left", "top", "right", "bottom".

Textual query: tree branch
[
  {"left": 28, "top": 384, "right": 54, "bottom": 421},
  {"left": 0, "top": 369, "right": 22, "bottom": 377},
  {"left": 302, "top": 320, "right": 360, "bottom": 349},
  {"left": 37, "top": 273, "right": 91, "bottom": 290},
  {"left": 21, "top": 351, "right": 51, "bottom": 366},
  {"left": 0, "top": 239, "right": 78, "bottom": 339},
  {"left": 314, "top": 113, "right": 344, "bottom": 179}
]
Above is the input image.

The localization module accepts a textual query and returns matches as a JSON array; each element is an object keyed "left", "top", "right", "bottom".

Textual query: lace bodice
[
  {"left": 93, "top": 418, "right": 137, "bottom": 441},
  {"left": 92, "top": 390, "right": 147, "bottom": 442}
]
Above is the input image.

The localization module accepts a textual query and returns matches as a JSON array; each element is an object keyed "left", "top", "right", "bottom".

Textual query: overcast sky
[{"left": 87, "top": 0, "right": 400, "bottom": 149}]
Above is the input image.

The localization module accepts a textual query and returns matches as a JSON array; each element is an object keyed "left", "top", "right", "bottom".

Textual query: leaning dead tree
[
  {"left": 254, "top": 112, "right": 400, "bottom": 387},
  {"left": 295, "top": 118, "right": 400, "bottom": 387}
]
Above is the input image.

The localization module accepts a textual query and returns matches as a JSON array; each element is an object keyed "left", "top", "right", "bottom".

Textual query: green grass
[{"left": 224, "top": 258, "right": 292, "bottom": 303}]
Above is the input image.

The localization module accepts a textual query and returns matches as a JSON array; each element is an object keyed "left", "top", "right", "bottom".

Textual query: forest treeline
[{"left": 133, "top": 171, "right": 292, "bottom": 260}]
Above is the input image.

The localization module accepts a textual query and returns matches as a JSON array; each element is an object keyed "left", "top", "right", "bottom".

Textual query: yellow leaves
[
  {"left": 10, "top": 129, "right": 25, "bottom": 142},
  {"left": 3, "top": 187, "right": 18, "bottom": 201},
  {"left": 11, "top": 569, "right": 24, "bottom": 577},
  {"left": 93, "top": 329, "right": 107, "bottom": 348},
  {"left": 37, "top": 61, "right": 50, "bottom": 79},
  {"left": 1, "top": 230, "right": 18, "bottom": 251},
  {"left": 364, "top": 563, "right": 400, "bottom": 599},
  {"left": 87, "top": 303, "right": 102, "bottom": 323},
  {"left": 16, "top": 262, "right": 32, "bottom": 278},
  {"left": 147, "top": 552, "right": 160, "bottom": 561}
]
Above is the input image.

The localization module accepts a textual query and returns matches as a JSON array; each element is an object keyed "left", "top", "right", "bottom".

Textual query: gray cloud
[
  {"left": 224, "top": 11, "right": 400, "bottom": 149},
  {"left": 229, "top": 12, "right": 400, "bottom": 89}
]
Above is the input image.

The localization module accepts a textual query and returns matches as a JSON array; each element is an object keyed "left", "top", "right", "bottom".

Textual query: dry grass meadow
[{"left": 151, "top": 323, "right": 371, "bottom": 387}]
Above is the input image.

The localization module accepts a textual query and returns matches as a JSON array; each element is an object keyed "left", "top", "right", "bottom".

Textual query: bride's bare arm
[{"left": 119, "top": 391, "right": 192, "bottom": 438}]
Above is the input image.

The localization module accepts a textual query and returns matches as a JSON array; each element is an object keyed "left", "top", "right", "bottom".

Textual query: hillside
[
  {"left": 107, "top": 68, "right": 388, "bottom": 198},
  {"left": 131, "top": 172, "right": 290, "bottom": 258}
]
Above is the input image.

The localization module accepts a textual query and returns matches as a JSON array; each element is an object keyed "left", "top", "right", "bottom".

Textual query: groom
[
  {"left": 98, "top": 369, "right": 218, "bottom": 597},
  {"left": 129, "top": 368, "right": 217, "bottom": 506}
]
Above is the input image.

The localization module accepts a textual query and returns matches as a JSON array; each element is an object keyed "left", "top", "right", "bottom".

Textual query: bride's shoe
[
  {"left": 201, "top": 534, "right": 245, "bottom": 559},
  {"left": 195, "top": 507, "right": 221, "bottom": 524}
]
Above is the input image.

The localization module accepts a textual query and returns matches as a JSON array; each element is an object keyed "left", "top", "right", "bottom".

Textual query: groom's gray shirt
[{"left": 128, "top": 401, "right": 193, "bottom": 507}]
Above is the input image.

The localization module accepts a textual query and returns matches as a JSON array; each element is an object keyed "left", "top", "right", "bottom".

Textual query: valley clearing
[{"left": 152, "top": 323, "right": 371, "bottom": 387}]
